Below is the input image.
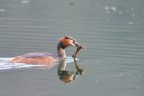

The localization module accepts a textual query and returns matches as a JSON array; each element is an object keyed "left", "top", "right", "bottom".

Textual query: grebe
[{"left": 10, "top": 35, "right": 84, "bottom": 66}]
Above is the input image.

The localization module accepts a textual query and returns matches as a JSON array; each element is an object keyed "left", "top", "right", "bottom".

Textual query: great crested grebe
[{"left": 10, "top": 35, "right": 84, "bottom": 66}]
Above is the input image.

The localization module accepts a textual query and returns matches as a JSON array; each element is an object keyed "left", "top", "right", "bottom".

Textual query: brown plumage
[{"left": 10, "top": 35, "right": 83, "bottom": 66}]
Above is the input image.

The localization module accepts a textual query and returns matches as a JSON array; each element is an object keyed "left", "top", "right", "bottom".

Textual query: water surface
[{"left": 0, "top": 0, "right": 144, "bottom": 96}]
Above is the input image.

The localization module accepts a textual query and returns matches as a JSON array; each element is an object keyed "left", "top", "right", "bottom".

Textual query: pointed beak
[
  {"left": 74, "top": 42, "right": 80, "bottom": 47},
  {"left": 74, "top": 42, "right": 86, "bottom": 49}
]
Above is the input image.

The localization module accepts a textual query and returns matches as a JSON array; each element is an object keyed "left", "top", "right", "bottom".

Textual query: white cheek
[{"left": 69, "top": 41, "right": 75, "bottom": 46}]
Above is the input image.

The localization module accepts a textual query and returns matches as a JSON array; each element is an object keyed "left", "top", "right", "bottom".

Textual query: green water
[{"left": 0, "top": 0, "right": 144, "bottom": 96}]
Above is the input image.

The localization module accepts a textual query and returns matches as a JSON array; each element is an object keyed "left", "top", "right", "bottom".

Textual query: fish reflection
[{"left": 57, "top": 57, "right": 84, "bottom": 84}]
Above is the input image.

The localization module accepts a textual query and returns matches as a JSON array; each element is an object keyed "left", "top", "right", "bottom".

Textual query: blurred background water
[{"left": 0, "top": 0, "right": 144, "bottom": 96}]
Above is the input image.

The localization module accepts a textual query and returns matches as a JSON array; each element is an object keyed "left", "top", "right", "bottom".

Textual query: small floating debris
[
  {"left": 128, "top": 21, "right": 134, "bottom": 25},
  {"left": 21, "top": 0, "right": 29, "bottom": 4},
  {"left": 118, "top": 11, "right": 123, "bottom": 14},
  {"left": 131, "top": 13, "right": 136, "bottom": 17},
  {"left": 106, "top": 11, "right": 110, "bottom": 14},
  {"left": 69, "top": 1, "right": 75, "bottom": 6},
  {"left": 111, "top": 6, "right": 117, "bottom": 12},
  {"left": 99, "top": 74, "right": 103, "bottom": 77},
  {"left": 105, "top": 6, "right": 109, "bottom": 10},
  {"left": 131, "top": 8, "right": 134, "bottom": 11},
  {"left": 96, "top": 79, "right": 100, "bottom": 82},
  {"left": 136, "top": 86, "right": 140, "bottom": 89},
  {"left": 119, "top": 73, "right": 123, "bottom": 76},
  {"left": 105, "top": 6, "right": 110, "bottom": 14},
  {"left": 104, "top": 6, "right": 118, "bottom": 13},
  {"left": 0, "top": 8, "right": 6, "bottom": 12}
]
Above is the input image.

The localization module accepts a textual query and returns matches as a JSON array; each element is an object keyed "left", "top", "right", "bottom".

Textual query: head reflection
[{"left": 57, "top": 57, "right": 84, "bottom": 84}]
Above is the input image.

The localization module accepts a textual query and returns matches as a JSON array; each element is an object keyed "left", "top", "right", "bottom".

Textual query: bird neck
[
  {"left": 57, "top": 57, "right": 66, "bottom": 71},
  {"left": 57, "top": 42, "right": 67, "bottom": 59}
]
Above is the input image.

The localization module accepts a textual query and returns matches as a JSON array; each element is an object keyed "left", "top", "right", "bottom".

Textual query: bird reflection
[
  {"left": 58, "top": 45, "right": 86, "bottom": 84},
  {"left": 58, "top": 42, "right": 85, "bottom": 84},
  {"left": 57, "top": 57, "right": 84, "bottom": 84}
]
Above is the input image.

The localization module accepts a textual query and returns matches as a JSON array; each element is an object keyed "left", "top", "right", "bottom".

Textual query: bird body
[{"left": 10, "top": 35, "right": 81, "bottom": 66}]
